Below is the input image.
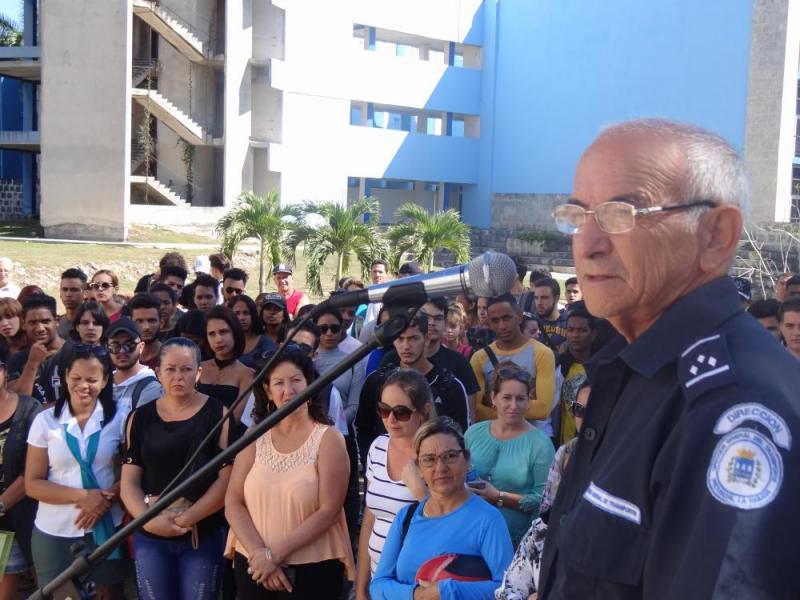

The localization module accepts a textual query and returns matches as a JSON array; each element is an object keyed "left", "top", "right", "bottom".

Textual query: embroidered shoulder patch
[
  {"left": 706, "top": 428, "right": 782, "bottom": 510},
  {"left": 678, "top": 334, "right": 737, "bottom": 401},
  {"left": 714, "top": 403, "right": 792, "bottom": 450}
]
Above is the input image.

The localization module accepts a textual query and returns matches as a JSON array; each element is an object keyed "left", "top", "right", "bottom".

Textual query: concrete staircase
[
  {"left": 131, "top": 175, "right": 189, "bottom": 207},
  {"left": 132, "top": 0, "right": 210, "bottom": 63},
  {"left": 131, "top": 88, "right": 214, "bottom": 146}
]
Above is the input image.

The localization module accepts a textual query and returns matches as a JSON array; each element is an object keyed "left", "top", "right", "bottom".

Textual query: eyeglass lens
[{"left": 377, "top": 402, "right": 414, "bottom": 421}]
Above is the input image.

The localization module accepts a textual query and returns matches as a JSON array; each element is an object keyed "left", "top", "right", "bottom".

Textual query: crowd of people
[{"left": 0, "top": 122, "right": 796, "bottom": 599}]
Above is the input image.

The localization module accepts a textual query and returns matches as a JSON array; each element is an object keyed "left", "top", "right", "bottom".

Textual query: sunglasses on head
[
  {"left": 496, "top": 367, "right": 533, "bottom": 385},
  {"left": 89, "top": 282, "right": 113, "bottom": 291},
  {"left": 318, "top": 324, "right": 342, "bottom": 335},
  {"left": 261, "top": 342, "right": 314, "bottom": 360},
  {"left": 225, "top": 287, "right": 245, "bottom": 295},
  {"left": 376, "top": 401, "right": 416, "bottom": 422},
  {"left": 108, "top": 340, "right": 139, "bottom": 354},
  {"left": 569, "top": 401, "right": 586, "bottom": 419}
]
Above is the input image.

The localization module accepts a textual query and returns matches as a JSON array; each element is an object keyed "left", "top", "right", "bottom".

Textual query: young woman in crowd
[
  {"left": 225, "top": 348, "right": 355, "bottom": 599},
  {"left": 521, "top": 312, "right": 541, "bottom": 343},
  {"left": 197, "top": 305, "right": 254, "bottom": 421},
  {"left": 121, "top": 338, "right": 233, "bottom": 600},
  {"left": 370, "top": 417, "right": 513, "bottom": 599},
  {"left": 0, "top": 298, "right": 27, "bottom": 355},
  {"left": 495, "top": 382, "right": 591, "bottom": 600},
  {"left": 228, "top": 295, "right": 275, "bottom": 370},
  {"left": 174, "top": 310, "right": 211, "bottom": 359},
  {"left": 69, "top": 301, "right": 111, "bottom": 346},
  {"left": 149, "top": 283, "right": 180, "bottom": 339},
  {"left": 259, "top": 295, "right": 290, "bottom": 346},
  {"left": 25, "top": 345, "right": 128, "bottom": 599},
  {"left": 465, "top": 361, "right": 555, "bottom": 546},
  {"left": 0, "top": 346, "right": 40, "bottom": 600},
  {"left": 89, "top": 270, "right": 124, "bottom": 323},
  {"left": 355, "top": 369, "right": 431, "bottom": 600}
]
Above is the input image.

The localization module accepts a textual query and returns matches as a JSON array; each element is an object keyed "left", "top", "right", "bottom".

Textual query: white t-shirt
[
  {"left": 365, "top": 434, "right": 417, "bottom": 574},
  {"left": 27, "top": 401, "right": 127, "bottom": 538},
  {"left": 0, "top": 283, "right": 20, "bottom": 299}
]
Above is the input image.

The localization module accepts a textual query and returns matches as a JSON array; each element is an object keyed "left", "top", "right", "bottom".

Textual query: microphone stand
[{"left": 29, "top": 285, "right": 427, "bottom": 600}]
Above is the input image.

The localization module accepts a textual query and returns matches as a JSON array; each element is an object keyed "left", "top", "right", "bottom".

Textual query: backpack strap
[
  {"left": 131, "top": 375, "right": 158, "bottom": 410},
  {"left": 400, "top": 501, "right": 420, "bottom": 547},
  {"left": 484, "top": 345, "right": 500, "bottom": 368}
]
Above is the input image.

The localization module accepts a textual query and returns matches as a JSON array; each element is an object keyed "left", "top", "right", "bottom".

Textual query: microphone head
[{"left": 467, "top": 252, "right": 517, "bottom": 297}]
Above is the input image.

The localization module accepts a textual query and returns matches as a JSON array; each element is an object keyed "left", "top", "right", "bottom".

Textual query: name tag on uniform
[{"left": 583, "top": 482, "right": 641, "bottom": 525}]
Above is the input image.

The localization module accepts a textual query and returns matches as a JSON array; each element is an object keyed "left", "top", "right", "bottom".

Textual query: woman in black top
[
  {"left": 121, "top": 338, "right": 233, "bottom": 600},
  {"left": 197, "top": 306, "right": 254, "bottom": 422},
  {"left": 0, "top": 346, "right": 40, "bottom": 599}
]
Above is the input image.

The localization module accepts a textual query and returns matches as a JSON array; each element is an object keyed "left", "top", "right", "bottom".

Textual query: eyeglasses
[
  {"left": 569, "top": 401, "right": 586, "bottom": 419},
  {"left": 88, "top": 282, "right": 114, "bottom": 291},
  {"left": 377, "top": 401, "right": 416, "bottom": 422},
  {"left": 418, "top": 449, "right": 465, "bottom": 469},
  {"left": 552, "top": 200, "right": 716, "bottom": 235},
  {"left": 318, "top": 324, "right": 342, "bottom": 335},
  {"left": 73, "top": 343, "right": 109, "bottom": 359},
  {"left": 225, "top": 287, "right": 245, "bottom": 296},
  {"left": 108, "top": 341, "right": 139, "bottom": 354},
  {"left": 495, "top": 367, "right": 533, "bottom": 385}
]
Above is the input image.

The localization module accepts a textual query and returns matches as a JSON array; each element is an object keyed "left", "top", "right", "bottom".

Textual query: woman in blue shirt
[
  {"left": 464, "top": 361, "right": 555, "bottom": 546},
  {"left": 370, "top": 417, "right": 513, "bottom": 600}
]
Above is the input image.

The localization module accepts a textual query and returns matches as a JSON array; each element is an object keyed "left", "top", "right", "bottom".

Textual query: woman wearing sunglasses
[
  {"left": 225, "top": 348, "right": 355, "bottom": 599},
  {"left": 464, "top": 361, "right": 555, "bottom": 547},
  {"left": 355, "top": 369, "right": 432, "bottom": 600},
  {"left": 370, "top": 416, "right": 513, "bottom": 600},
  {"left": 495, "top": 381, "right": 590, "bottom": 600},
  {"left": 26, "top": 345, "right": 128, "bottom": 599},
  {"left": 89, "top": 270, "right": 123, "bottom": 323}
]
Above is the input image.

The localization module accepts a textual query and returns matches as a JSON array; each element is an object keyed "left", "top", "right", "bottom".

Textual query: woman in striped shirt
[{"left": 355, "top": 369, "right": 433, "bottom": 600}]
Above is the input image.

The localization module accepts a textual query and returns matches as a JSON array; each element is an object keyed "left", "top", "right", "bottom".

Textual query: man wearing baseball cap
[
  {"left": 272, "top": 264, "right": 310, "bottom": 319},
  {"left": 107, "top": 317, "right": 162, "bottom": 413}
]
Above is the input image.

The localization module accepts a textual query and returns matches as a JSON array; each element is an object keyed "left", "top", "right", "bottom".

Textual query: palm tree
[
  {"left": 215, "top": 191, "right": 302, "bottom": 294},
  {"left": 0, "top": 14, "right": 22, "bottom": 47},
  {"left": 387, "top": 204, "right": 471, "bottom": 272},
  {"left": 287, "top": 197, "right": 389, "bottom": 296}
]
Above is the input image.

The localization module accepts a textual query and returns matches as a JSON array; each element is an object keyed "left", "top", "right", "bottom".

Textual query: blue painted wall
[{"left": 464, "top": 0, "right": 753, "bottom": 227}]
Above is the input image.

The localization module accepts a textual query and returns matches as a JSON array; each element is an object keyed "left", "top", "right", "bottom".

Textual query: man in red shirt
[{"left": 272, "top": 264, "right": 310, "bottom": 319}]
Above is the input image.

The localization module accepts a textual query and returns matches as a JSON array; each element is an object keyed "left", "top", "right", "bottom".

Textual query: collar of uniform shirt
[{"left": 613, "top": 276, "right": 742, "bottom": 378}]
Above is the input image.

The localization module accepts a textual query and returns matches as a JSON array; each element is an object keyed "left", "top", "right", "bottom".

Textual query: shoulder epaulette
[{"left": 678, "top": 333, "right": 738, "bottom": 402}]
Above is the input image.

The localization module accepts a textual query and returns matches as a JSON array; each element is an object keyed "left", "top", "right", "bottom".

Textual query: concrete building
[{"left": 0, "top": 0, "right": 797, "bottom": 240}]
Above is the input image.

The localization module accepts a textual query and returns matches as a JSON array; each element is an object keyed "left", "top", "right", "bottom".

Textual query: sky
[{"left": 0, "top": 0, "right": 20, "bottom": 25}]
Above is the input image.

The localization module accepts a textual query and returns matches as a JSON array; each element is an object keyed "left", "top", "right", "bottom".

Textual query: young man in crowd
[
  {"left": 359, "top": 259, "right": 391, "bottom": 344},
  {"left": 127, "top": 293, "right": 163, "bottom": 369},
  {"left": 134, "top": 251, "right": 188, "bottom": 293},
  {"left": 193, "top": 273, "right": 220, "bottom": 315},
  {"left": 108, "top": 316, "right": 162, "bottom": 413},
  {"left": 470, "top": 293, "right": 556, "bottom": 427},
  {"left": 555, "top": 308, "right": 597, "bottom": 444},
  {"left": 222, "top": 267, "right": 248, "bottom": 302},
  {"left": 272, "top": 264, "right": 310, "bottom": 319},
  {"left": 747, "top": 299, "right": 781, "bottom": 341},
  {"left": 7, "top": 294, "right": 65, "bottom": 404},
  {"left": 779, "top": 297, "right": 800, "bottom": 360},
  {"left": 533, "top": 277, "right": 568, "bottom": 351},
  {"left": 208, "top": 253, "right": 231, "bottom": 282},
  {"left": 564, "top": 277, "right": 582, "bottom": 308},
  {"left": 156, "top": 264, "right": 188, "bottom": 297},
  {"left": 357, "top": 314, "right": 469, "bottom": 462},
  {"left": 57, "top": 267, "right": 88, "bottom": 338},
  {"left": 150, "top": 283, "right": 181, "bottom": 339}
]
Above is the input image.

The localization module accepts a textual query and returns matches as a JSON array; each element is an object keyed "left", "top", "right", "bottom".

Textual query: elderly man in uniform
[{"left": 538, "top": 119, "right": 800, "bottom": 599}]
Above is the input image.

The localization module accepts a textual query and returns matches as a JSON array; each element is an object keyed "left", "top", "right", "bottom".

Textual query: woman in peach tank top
[{"left": 225, "top": 348, "right": 355, "bottom": 599}]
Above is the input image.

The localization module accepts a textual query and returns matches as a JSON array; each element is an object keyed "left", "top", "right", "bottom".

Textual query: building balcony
[
  {"left": 271, "top": 50, "right": 480, "bottom": 115},
  {"left": 0, "top": 46, "right": 41, "bottom": 81},
  {"left": 0, "top": 130, "right": 39, "bottom": 152}
]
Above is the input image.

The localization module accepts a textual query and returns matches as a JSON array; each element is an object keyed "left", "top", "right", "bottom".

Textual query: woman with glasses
[
  {"left": 464, "top": 361, "right": 555, "bottom": 547},
  {"left": 228, "top": 295, "right": 276, "bottom": 370},
  {"left": 370, "top": 417, "right": 513, "bottom": 599},
  {"left": 197, "top": 306, "right": 254, "bottom": 422},
  {"left": 26, "top": 345, "right": 128, "bottom": 598},
  {"left": 89, "top": 270, "right": 124, "bottom": 323},
  {"left": 121, "top": 338, "right": 233, "bottom": 600},
  {"left": 495, "top": 382, "right": 590, "bottom": 600},
  {"left": 355, "top": 370, "right": 432, "bottom": 600},
  {"left": 69, "top": 302, "right": 110, "bottom": 347},
  {"left": 0, "top": 346, "right": 40, "bottom": 600},
  {"left": 0, "top": 298, "right": 27, "bottom": 356},
  {"left": 225, "top": 348, "right": 355, "bottom": 599}
]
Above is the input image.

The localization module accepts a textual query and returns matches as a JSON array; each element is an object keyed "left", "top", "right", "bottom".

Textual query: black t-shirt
[
  {"left": 7, "top": 343, "right": 68, "bottom": 405},
  {"left": 356, "top": 362, "right": 469, "bottom": 464},
  {"left": 379, "top": 345, "right": 479, "bottom": 396},
  {"left": 0, "top": 412, "right": 14, "bottom": 530},
  {"left": 134, "top": 273, "right": 156, "bottom": 293},
  {"left": 124, "top": 397, "right": 232, "bottom": 537}
]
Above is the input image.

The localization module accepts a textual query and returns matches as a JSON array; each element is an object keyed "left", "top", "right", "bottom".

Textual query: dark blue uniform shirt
[{"left": 539, "top": 277, "right": 800, "bottom": 599}]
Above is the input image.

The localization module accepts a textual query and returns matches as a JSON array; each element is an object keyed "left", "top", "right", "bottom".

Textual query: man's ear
[{"left": 698, "top": 205, "right": 742, "bottom": 274}]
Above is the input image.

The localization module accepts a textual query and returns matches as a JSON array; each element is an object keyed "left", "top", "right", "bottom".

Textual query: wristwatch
[{"left": 496, "top": 491, "right": 505, "bottom": 508}]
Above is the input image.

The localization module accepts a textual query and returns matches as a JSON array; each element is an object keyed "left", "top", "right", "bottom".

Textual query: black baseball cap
[
  {"left": 107, "top": 316, "right": 140, "bottom": 339},
  {"left": 261, "top": 293, "right": 286, "bottom": 309},
  {"left": 398, "top": 261, "right": 424, "bottom": 276}
]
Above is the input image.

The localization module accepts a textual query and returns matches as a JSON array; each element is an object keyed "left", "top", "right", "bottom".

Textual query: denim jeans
[{"left": 133, "top": 527, "right": 225, "bottom": 600}]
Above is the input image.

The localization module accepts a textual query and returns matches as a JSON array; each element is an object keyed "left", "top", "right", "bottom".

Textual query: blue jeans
[{"left": 133, "top": 527, "right": 225, "bottom": 600}]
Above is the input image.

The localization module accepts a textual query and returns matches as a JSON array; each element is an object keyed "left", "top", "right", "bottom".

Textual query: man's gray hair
[{"left": 600, "top": 119, "right": 751, "bottom": 221}]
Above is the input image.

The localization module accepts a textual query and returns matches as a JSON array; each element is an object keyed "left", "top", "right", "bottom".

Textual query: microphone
[{"left": 323, "top": 251, "right": 517, "bottom": 309}]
